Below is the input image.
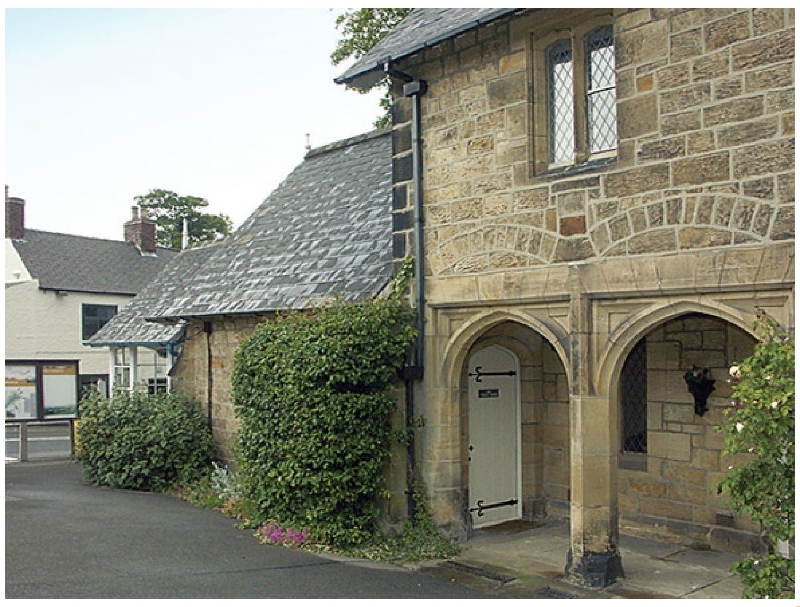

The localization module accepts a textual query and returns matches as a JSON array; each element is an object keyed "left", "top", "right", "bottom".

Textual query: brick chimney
[
  {"left": 123, "top": 205, "right": 157, "bottom": 253},
  {"left": 5, "top": 186, "right": 25, "bottom": 240}
]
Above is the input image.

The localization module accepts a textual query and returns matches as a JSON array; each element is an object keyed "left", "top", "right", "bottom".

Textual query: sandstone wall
[
  {"left": 388, "top": 7, "right": 794, "bottom": 549},
  {"left": 391, "top": 8, "right": 794, "bottom": 273},
  {"left": 172, "top": 316, "right": 260, "bottom": 464},
  {"left": 619, "top": 314, "right": 759, "bottom": 548}
]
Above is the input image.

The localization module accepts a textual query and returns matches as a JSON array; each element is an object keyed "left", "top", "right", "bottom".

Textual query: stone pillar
[
  {"left": 566, "top": 394, "right": 623, "bottom": 587},
  {"left": 419, "top": 380, "right": 468, "bottom": 540},
  {"left": 564, "top": 266, "right": 623, "bottom": 587}
]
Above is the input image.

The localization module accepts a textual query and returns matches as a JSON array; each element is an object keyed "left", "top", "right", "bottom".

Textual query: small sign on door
[{"left": 478, "top": 388, "right": 499, "bottom": 399}]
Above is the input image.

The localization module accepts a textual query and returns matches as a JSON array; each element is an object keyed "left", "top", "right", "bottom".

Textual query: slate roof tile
[
  {"left": 9, "top": 229, "right": 177, "bottom": 295},
  {"left": 335, "top": 8, "right": 518, "bottom": 88},
  {"left": 87, "top": 243, "right": 220, "bottom": 346},
  {"left": 144, "top": 128, "right": 394, "bottom": 320}
]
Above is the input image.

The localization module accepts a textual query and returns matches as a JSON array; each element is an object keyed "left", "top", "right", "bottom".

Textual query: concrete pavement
[
  {"left": 417, "top": 517, "right": 747, "bottom": 599},
  {"left": 6, "top": 458, "right": 752, "bottom": 599},
  {"left": 5, "top": 460, "right": 489, "bottom": 599}
]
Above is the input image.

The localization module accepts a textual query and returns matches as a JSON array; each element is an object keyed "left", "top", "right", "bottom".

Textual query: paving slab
[{"left": 441, "top": 518, "right": 747, "bottom": 599}]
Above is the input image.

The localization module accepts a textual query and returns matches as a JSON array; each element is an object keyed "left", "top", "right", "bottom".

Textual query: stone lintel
[
  {"left": 425, "top": 244, "right": 793, "bottom": 306},
  {"left": 426, "top": 266, "right": 572, "bottom": 307},
  {"left": 578, "top": 243, "right": 794, "bottom": 298}
]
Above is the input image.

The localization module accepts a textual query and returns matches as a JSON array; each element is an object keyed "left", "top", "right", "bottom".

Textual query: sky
[{"left": 4, "top": 7, "right": 387, "bottom": 241}]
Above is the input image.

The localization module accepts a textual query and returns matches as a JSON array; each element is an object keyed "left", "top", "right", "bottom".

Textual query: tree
[
  {"left": 331, "top": 8, "right": 412, "bottom": 128},
  {"left": 716, "top": 310, "right": 794, "bottom": 598},
  {"left": 134, "top": 189, "right": 232, "bottom": 250}
]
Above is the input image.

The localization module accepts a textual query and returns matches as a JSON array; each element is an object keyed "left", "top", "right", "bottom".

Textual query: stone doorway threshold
[{"left": 480, "top": 519, "right": 544, "bottom": 535}]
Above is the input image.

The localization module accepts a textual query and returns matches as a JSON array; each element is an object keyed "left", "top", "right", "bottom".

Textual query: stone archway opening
[
  {"left": 459, "top": 320, "right": 571, "bottom": 531},
  {"left": 615, "top": 312, "right": 759, "bottom": 551}
]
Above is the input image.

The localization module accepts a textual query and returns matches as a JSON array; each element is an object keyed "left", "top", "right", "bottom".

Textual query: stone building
[
  {"left": 89, "top": 130, "right": 396, "bottom": 464},
  {"left": 336, "top": 8, "right": 794, "bottom": 586}
]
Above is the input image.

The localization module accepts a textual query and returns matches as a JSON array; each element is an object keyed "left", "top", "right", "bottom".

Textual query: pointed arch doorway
[{"left": 467, "top": 344, "right": 522, "bottom": 528}]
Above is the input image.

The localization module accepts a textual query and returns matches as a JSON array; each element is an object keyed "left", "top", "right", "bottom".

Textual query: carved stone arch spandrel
[
  {"left": 594, "top": 297, "right": 759, "bottom": 399},
  {"left": 440, "top": 308, "right": 570, "bottom": 389}
]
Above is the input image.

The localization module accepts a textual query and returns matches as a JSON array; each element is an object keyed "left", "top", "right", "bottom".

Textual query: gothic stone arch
[
  {"left": 591, "top": 294, "right": 790, "bottom": 550},
  {"left": 417, "top": 307, "right": 569, "bottom": 538}
]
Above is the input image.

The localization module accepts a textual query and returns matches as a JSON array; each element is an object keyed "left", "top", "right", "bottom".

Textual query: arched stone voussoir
[
  {"left": 594, "top": 296, "right": 759, "bottom": 396},
  {"left": 440, "top": 307, "right": 569, "bottom": 388}
]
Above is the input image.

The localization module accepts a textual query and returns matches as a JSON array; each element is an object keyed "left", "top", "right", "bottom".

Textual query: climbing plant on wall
[
  {"left": 232, "top": 265, "right": 415, "bottom": 547},
  {"left": 717, "top": 310, "right": 795, "bottom": 599}
]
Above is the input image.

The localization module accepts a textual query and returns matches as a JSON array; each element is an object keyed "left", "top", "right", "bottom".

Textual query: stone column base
[{"left": 565, "top": 549, "right": 624, "bottom": 588}]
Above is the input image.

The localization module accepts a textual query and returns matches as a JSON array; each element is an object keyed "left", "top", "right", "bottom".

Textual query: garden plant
[
  {"left": 717, "top": 311, "right": 795, "bottom": 599},
  {"left": 77, "top": 389, "right": 214, "bottom": 492}
]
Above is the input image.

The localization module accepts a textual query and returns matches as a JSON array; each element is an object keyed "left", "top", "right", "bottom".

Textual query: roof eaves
[
  {"left": 143, "top": 315, "right": 186, "bottom": 324},
  {"left": 85, "top": 339, "right": 180, "bottom": 348},
  {"left": 40, "top": 286, "right": 137, "bottom": 297},
  {"left": 334, "top": 8, "right": 519, "bottom": 88}
]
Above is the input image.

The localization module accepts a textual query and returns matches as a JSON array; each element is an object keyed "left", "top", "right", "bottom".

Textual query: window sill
[
  {"left": 619, "top": 452, "right": 647, "bottom": 472},
  {"left": 536, "top": 155, "right": 616, "bottom": 182}
]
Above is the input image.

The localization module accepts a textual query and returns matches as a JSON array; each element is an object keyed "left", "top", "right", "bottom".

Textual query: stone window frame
[{"left": 529, "top": 13, "right": 617, "bottom": 176}]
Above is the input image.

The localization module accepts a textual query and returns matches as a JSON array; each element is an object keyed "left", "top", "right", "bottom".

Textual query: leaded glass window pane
[
  {"left": 621, "top": 338, "right": 647, "bottom": 454},
  {"left": 548, "top": 39, "right": 574, "bottom": 164},
  {"left": 586, "top": 25, "right": 617, "bottom": 154}
]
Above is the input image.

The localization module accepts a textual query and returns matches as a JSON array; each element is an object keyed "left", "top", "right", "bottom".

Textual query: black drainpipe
[
  {"left": 385, "top": 63, "right": 427, "bottom": 520},
  {"left": 203, "top": 320, "right": 213, "bottom": 431}
]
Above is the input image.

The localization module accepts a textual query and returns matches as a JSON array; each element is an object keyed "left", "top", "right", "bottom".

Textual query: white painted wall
[
  {"left": 5, "top": 279, "right": 133, "bottom": 376},
  {"left": 5, "top": 240, "right": 31, "bottom": 282}
]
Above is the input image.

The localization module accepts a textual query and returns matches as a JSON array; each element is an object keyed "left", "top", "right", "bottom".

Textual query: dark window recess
[
  {"left": 82, "top": 304, "right": 118, "bottom": 340},
  {"left": 621, "top": 338, "right": 647, "bottom": 454},
  {"left": 148, "top": 378, "right": 168, "bottom": 395},
  {"left": 79, "top": 374, "right": 109, "bottom": 397}
]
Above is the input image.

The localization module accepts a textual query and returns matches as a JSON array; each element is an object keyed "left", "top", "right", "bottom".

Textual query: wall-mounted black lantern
[{"left": 684, "top": 366, "right": 715, "bottom": 416}]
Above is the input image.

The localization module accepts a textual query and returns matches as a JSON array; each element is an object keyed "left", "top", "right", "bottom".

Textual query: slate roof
[
  {"left": 335, "top": 8, "right": 519, "bottom": 89},
  {"left": 141, "top": 128, "right": 394, "bottom": 321},
  {"left": 9, "top": 229, "right": 177, "bottom": 295},
  {"left": 87, "top": 243, "right": 220, "bottom": 347}
]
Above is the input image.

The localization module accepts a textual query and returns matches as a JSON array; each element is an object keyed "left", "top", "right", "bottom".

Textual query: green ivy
[
  {"left": 232, "top": 269, "right": 416, "bottom": 548},
  {"left": 77, "top": 390, "right": 214, "bottom": 492},
  {"left": 716, "top": 311, "right": 795, "bottom": 599}
]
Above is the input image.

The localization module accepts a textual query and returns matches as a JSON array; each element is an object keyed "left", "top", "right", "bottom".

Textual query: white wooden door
[{"left": 467, "top": 345, "right": 521, "bottom": 528}]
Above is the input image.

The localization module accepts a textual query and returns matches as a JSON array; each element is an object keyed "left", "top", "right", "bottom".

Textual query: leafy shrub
[
  {"left": 77, "top": 390, "right": 214, "bottom": 491},
  {"left": 173, "top": 475, "right": 226, "bottom": 510},
  {"left": 342, "top": 489, "right": 459, "bottom": 562},
  {"left": 232, "top": 289, "right": 415, "bottom": 548},
  {"left": 716, "top": 311, "right": 795, "bottom": 598},
  {"left": 209, "top": 461, "right": 241, "bottom": 501}
]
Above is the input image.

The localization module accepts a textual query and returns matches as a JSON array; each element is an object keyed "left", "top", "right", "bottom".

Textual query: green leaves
[
  {"left": 330, "top": 9, "right": 412, "bottom": 67},
  {"left": 232, "top": 291, "right": 416, "bottom": 548},
  {"left": 134, "top": 188, "right": 232, "bottom": 249},
  {"left": 715, "top": 311, "right": 794, "bottom": 598},
  {"left": 330, "top": 9, "right": 412, "bottom": 128},
  {"left": 77, "top": 390, "right": 214, "bottom": 492}
]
